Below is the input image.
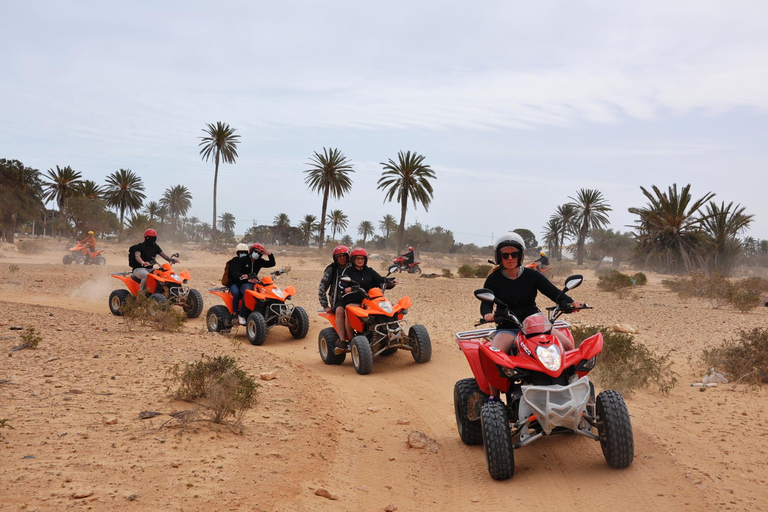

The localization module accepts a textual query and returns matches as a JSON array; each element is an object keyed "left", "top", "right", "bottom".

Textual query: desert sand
[{"left": 1, "top": 241, "right": 766, "bottom": 512}]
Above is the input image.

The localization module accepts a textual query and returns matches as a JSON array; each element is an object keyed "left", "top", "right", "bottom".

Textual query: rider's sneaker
[
  {"left": 238, "top": 316, "right": 246, "bottom": 326},
  {"left": 334, "top": 341, "right": 349, "bottom": 355}
]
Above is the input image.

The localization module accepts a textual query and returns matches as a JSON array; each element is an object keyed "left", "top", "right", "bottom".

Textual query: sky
[{"left": 2, "top": 1, "right": 767, "bottom": 248}]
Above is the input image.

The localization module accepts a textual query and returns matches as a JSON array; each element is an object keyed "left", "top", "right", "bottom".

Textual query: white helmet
[
  {"left": 493, "top": 232, "right": 526, "bottom": 266},
  {"left": 235, "top": 243, "right": 249, "bottom": 253}
]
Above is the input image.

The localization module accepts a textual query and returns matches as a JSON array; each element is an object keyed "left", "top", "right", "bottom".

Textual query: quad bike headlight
[
  {"left": 576, "top": 356, "right": 598, "bottom": 372},
  {"left": 379, "top": 300, "right": 393, "bottom": 314},
  {"left": 274, "top": 289, "right": 284, "bottom": 299},
  {"left": 536, "top": 344, "right": 562, "bottom": 372}
]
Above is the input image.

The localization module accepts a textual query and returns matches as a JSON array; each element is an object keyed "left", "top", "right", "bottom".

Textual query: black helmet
[{"left": 494, "top": 232, "right": 526, "bottom": 266}]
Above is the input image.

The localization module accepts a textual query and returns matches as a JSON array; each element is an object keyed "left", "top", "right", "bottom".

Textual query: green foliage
[
  {"left": 0, "top": 159, "right": 44, "bottom": 244},
  {"left": 571, "top": 325, "right": 677, "bottom": 395},
  {"left": 474, "top": 264, "right": 492, "bottom": 278},
  {"left": 19, "top": 327, "right": 43, "bottom": 349},
  {"left": 662, "top": 272, "right": 762, "bottom": 312},
  {"left": 597, "top": 270, "right": 634, "bottom": 292},
  {"left": 703, "top": 328, "right": 768, "bottom": 386},
  {"left": 441, "top": 268, "right": 454, "bottom": 278},
  {"left": 166, "top": 354, "right": 259, "bottom": 427},
  {"left": 512, "top": 228, "right": 537, "bottom": 252},
  {"left": 632, "top": 272, "right": 648, "bottom": 285},
  {"left": 121, "top": 293, "right": 186, "bottom": 332},
  {"left": 458, "top": 264, "right": 476, "bottom": 278}
]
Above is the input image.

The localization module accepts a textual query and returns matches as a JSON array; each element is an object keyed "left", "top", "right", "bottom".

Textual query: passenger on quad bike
[
  {"left": 230, "top": 243, "right": 276, "bottom": 325},
  {"left": 339, "top": 247, "right": 397, "bottom": 350},
  {"left": 318, "top": 245, "right": 351, "bottom": 344},
  {"left": 482, "top": 232, "right": 583, "bottom": 397},
  {"left": 224, "top": 243, "right": 252, "bottom": 323},
  {"left": 129, "top": 229, "right": 179, "bottom": 293}
]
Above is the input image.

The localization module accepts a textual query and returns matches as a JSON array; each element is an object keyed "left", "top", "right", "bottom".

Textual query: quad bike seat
[{"left": 131, "top": 275, "right": 141, "bottom": 283}]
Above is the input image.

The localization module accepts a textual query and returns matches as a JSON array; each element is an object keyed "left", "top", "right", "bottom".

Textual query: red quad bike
[
  {"left": 63, "top": 242, "right": 106, "bottom": 265},
  {"left": 206, "top": 269, "right": 309, "bottom": 346},
  {"left": 108, "top": 253, "right": 204, "bottom": 319},
  {"left": 454, "top": 274, "right": 634, "bottom": 481},
  {"left": 391, "top": 256, "right": 422, "bottom": 274},
  {"left": 317, "top": 273, "right": 431, "bottom": 375}
]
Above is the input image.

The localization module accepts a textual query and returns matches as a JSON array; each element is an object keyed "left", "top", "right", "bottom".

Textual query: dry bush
[
  {"left": 166, "top": 354, "right": 259, "bottom": 429},
  {"left": 555, "top": 261, "right": 575, "bottom": 276},
  {"left": 16, "top": 240, "right": 43, "bottom": 254},
  {"left": 441, "top": 268, "right": 454, "bottom": 278},
  {"left": 19, "top": 327, "right": 42, "bottom": 349},
  {"left": 632, "top": 272, "right": 648, "bottom": 285},
  {"left": 121, "top": 294, "right": 186, "bottom": 332},
  {"left": 663, "top": 273, "right": 761, "bottom": 312},
  {"left": 703, "top": 328, "right": 768, "bottom": 387},
  {"left": 474, "top": 264, "right": 493, "bottom": 278},
  {"left": 8, "top": 264, "right": 19, "bottom": 273},
  {"left": 597, "top": 270, "right": 634, "bottom": 292},
  {"left": 571, "top": 325, "right": 677, "bottom": 395},
  {"left": 457, "top": 264, "right": 475, "bottom": 278}
]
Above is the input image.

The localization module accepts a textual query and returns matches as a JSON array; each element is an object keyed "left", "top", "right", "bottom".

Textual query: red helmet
[
  {"left": 144, "top": 228, "right": 157, "bottom": 237},
  {"left": 350, "top": 247, "right": 368, "bottom": 266},
  {"left": 250, "top": 243, "right": 265, "bottom": 255},
  {"left": 409, "top": 246, "right": 413, "bottom": 251},
  {"left": 332, "top": 245, "right": 350, "bottom": 262}
]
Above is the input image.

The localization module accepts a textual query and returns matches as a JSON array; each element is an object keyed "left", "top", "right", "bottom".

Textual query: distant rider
[
  {"left": 79, "top": 231, "right": 97, "bottom": 253},
  {"left": 399, "top": 246, "right": 415, "bottom": 270},
  {"left": 534, "top": 251, "right": 550, "bottom": 268},
  {"left": 231, "top": 243, "right": 276, "bottom": 325},
  {"left": 318, "top": 245, "right": 351, "bottom": 345},
  {"left": 130, "top": 229, "right": 179, "bottom": 293}
]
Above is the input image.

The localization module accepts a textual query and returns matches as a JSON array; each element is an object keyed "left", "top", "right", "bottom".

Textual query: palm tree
[
  {"left": 378, "top": 151, "right": 436, "bottom": 248},
  {"left": 567, "top": 189, "right": 612, "bottom": 265},
  {"left": 199, "top": 122, "right": 240, "bottom": 237},
  {"left": 298, "top": 214, "right": 318, "bottom": 247},
  {"left": 42, "top": 165, "right": 82, "bottom": 238},
  {"left": 144, "top": 201, "right": 162, "bottom": 222},
  {"left": 550, "top": 204, "right": 577, "bottom": 261},
  {"left": 628, "top": 184, "right": 715, "bottom": 273},
  {"left": 542, "top": 218, "right": 561, "bottom": 259},
  {"left": 701, "top": 201, "right": 753, "bottom": 275},
  {"left": 304, "top": 148, "right": 354, "bottom": 249},
  {"left": 126, "top": 213, "right": 153, "bottom": 239},
  {"left": 357, "top": 220, "right": 375, "bottom": 244},
  {"left": 76, "top": 180, "right": 104, "bottom": 201},
  {"left": 378, "top": 214, "right": 398, "bottom": 239},
  {"left": 104, "top": 169, "right": 146, "bottom": 242},
  {"left": 326, "top": 209, "right": 348, "bottom": 241},
  {"left": 218, "top": 212, "right": 236, "bottom": 234},
  {"left": 160, "top": 185, "right": 192, "bottom": 235},
  {"left": 273, "top": 213, "right": 291, "bottom": 245}
]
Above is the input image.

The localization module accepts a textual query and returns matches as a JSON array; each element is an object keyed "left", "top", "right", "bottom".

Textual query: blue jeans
[{"left": 230, "top": 283, "right": 254, "bottom": 315}]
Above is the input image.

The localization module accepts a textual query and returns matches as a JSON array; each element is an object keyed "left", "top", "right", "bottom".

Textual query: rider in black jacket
[
  {"left": 230, "top": 243, "right": 276, "bottom": 325},
  {"left": 318, "top": 245, "right": 351, "bottom": 343}
]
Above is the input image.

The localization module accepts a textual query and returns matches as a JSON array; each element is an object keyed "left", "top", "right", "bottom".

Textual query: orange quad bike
[
  {"left": 317, "top": 273, "right": 431, "bottom": 375},
  {"left": 108, "top": 253, "right": 204, "bottom": 318},
  {"left": 525, "top": 261, "right": 555, "bottom": 280},
  {"left": 63, "top": 241, "right": 106, "bottom": 265},
  {"left": 205, "top": 269, "right": 309, "bottom": 345}
]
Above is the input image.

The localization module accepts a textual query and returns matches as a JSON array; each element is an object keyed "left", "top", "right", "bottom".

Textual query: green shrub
[
  {"left": 725, "top": 286, "right": 762, "bottom": 313},
  {"left": 663, "top": 272, "right": 762, "bottom": 312},
  {"left": 597, "top": 270, "right": 634, "bottom": 292},
  {"left": 475, "top": 264, "right": 493, "bottom": 278},
  {"left": 632, "top": 272, "right": 648, "bottom": 285},
  {"left": 571, "top": 324, "right": 677, "bottom": 395},
  {"left": 166, "top": 354, "right": 260, "bottom": 428},
  {"left": 19, "top": 327, "right": 42, "bottom": 349},
  {"left": 458, "top": 264, "right": 476, "bottom": 278},
  {"left": 703, "top": 328, "right": 768, "bottom": 386},
  {"left": 441, "top": 268, "right": 454, "bottom": 278}
]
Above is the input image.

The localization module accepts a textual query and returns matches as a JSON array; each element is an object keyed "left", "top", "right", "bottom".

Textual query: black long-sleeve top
[
  {"left": 339, "top": 265, "right": 390, "bottom": 305},
  {"left": 480, "top": 267, "right": 572, "bottom": 329},
  {"left": 230, "top": 253, "right": 276, "bottom": 286}
]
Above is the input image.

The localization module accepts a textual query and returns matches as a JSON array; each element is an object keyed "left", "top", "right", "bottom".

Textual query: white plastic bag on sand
[{"left": 702, "top": 368, "right": 728, "bottom": 384}]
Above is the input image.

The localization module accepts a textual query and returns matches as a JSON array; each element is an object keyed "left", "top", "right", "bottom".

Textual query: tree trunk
[
  {"left": 318, "top": 190, "right": 329, "bottom": 250},
  {"left": 398, "top": 192, "right": 408, "bottom": 249},
  {"left": 212, "top": 152, "right": 220, "bottom": 240}
]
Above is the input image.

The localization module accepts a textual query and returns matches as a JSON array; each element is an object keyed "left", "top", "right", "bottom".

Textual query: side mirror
[
  {"left": 340, "top": 276, "right": 353, "bottom": 285},
  {"left": 563, "top": 274, "right": 583, "bottom": 292},
  {"left": 474, "top": 288, "right": 496, "bottom": 302},
  {"left": 387, "top": 264, "right": 399, "bottom": 275}
]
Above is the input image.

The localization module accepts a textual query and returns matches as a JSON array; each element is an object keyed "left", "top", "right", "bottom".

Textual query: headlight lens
[
  {"left": 576, "top": 356, "right": 597, "bottom": 372},
  {"left": 379, "top": 300, "right": 393, "bottom": 314},
  {"left": 171, "top": 273, "right": 180, "bottom": 281},
  {"left": 536, "top": 344, "right": 562, "bottom": 371},
  {"left": 274, "top": 289, "right": 284, "bottom": 299}
]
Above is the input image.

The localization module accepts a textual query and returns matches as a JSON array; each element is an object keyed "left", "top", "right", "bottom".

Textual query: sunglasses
[{"left": 501, "top": 251, "right": 520, "bottom": 259}]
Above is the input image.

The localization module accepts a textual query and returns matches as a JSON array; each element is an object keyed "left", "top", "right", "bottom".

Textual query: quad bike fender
[
  {"left": 283, "top": 285, "right": 296, "bottom": 297},
  {"left": 178, "top": 270, "right": 191, "bottom": 281},
  {"left": 318, "top": 311, "right": 338, "bottom": 331},
  {"left": 345, "top": 305, "right": 367, "bottom": 333},
  {"left": 112, "top": 273, "right": 141, "bottom": 296},
  {"left": 243, "top": 290, "right": 260, "bottom": 311},
  {"left": 457, "top": 338, "right": 495, "bottom": 394},
  {"left": 208, "top": 288, "right": 234, "bottom": 313},
  {"left": 578, "top": 332, "right": 603, "bottom": 360},
  {"left": 396, "top": 295, "right": 412, "bottom": 310}
]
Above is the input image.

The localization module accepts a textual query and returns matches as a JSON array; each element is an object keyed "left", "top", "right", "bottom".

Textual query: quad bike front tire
[
  {"left": 288, "top": 306, "right": 309, "bottom": 339},
  {"left": 95, "top": 256, "right": 106, "bottom": 265},
  {"left": 596, "top": 390, "right": 634, "bottom": 469},
  {"left": 481, "top": 399, "right": 515, "bottom": 481},
  {"left": 454, "top": 378, "right": 485, "bottom": 445},
  {"left": 63, "top": 255, "right": 72, "bottom": 265},
  {"left": 75, "top": 256, "right": 86, "bottom": 265},
  {"left": 318, "top": 327, "right": 346, "bottom": 365},
  {"left": 206, "top": 305, "right": 231, "bottom": 332},
  {"left": 246, "top": 311, "right": 268, "bottom": 346},
  {"left": 149, "top": 293, "right": 168, "bottom": 307},
  {"left": 183, "top": 288, "right": 204, "bottom": 318},
  {"left": 108, "top": 289, "right": 130, "bottom": 316},
  {"left": 409, "top": 324, "right": 432, "bottom": 363},
  {"left": 351, "top": 335, "right": 373, "bottom": 375}
]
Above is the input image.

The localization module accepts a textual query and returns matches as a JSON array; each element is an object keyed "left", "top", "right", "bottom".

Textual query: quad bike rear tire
[
  {"left": 183, "top": 288, "right": 204, "bottom": 318},
  {"left": 351, "top": 335, "right": 373, "bottom": 375},
  {"left": 108, "top": 289, "right": 130, "bottom": 316},
  {"left": 206, "top": 305, "right": 231, "bottom": 332},
  {"left": 63, "top": 255, "right": 72, "bottom": 264},
  {"left": 288, "top": 306, "right": 309, "bottom": 339},
  {"left": 95, "top": 256, "right": 106, "bottom": 265},
  {"left": 481, "top": 399, "right": 515, "bottom": 481},
  {"left": 596, "top": 390, "right": 634, "bottom": 469},
  {"left": 246, "top": 311, "right": 268, "bottom": 346},
  {"left": 75, "top": 256, "right": 86, "bottom": 265},
  {"left": 409, "top": 324, "right": 432, "bottom": 363},
  {"left": 318, "top": 327, "right": 346, "bottom": 365},
  {"left": 454, "top": 378, "right": 485, "bottom": 445},
  {"left": 412, "top": 266, "right": 422, "bottom": 274}
]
